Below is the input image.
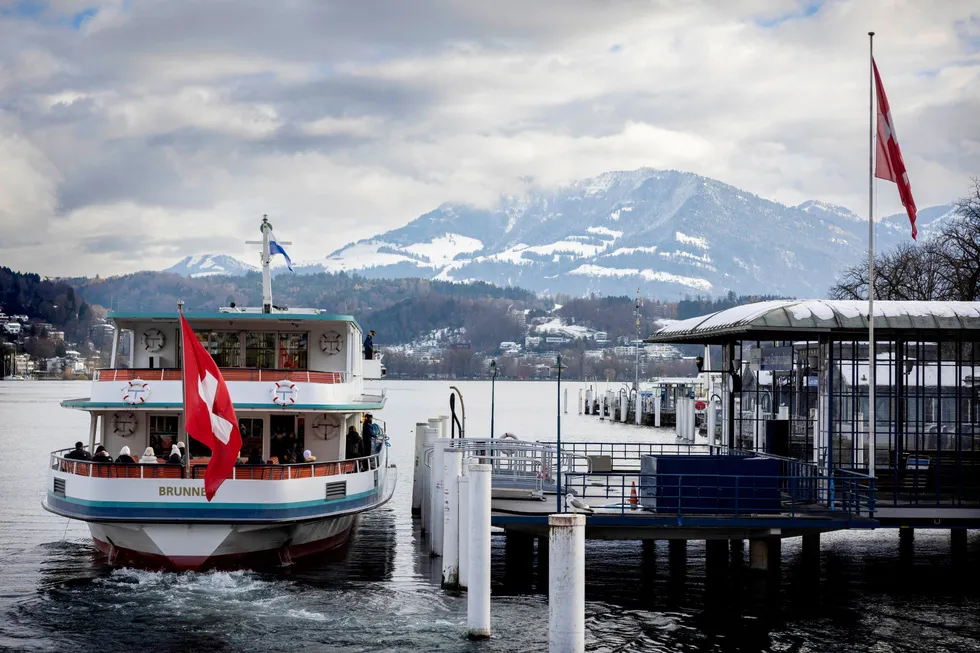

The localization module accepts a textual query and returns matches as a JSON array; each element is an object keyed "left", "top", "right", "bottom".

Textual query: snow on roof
[{"left": 648, "top": 300, "right": 980, "bottom": 343}]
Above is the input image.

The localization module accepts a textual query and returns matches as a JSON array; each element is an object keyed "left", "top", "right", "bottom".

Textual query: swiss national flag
[
  {"left": 180, "top": 314, "right": 242, "bottom": 501},
  {"left": 873, "top": 58, "right": 918, "bottom": 239}
]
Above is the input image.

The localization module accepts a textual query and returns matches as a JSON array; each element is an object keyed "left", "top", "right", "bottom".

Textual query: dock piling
[
  {"left": 429, "top": 438, "right": 449, "bottom": 556},
  {"left": 548, "top": 513, "right": 585, "bottom": 653},
  {"left": 441, "top": 448, "right": 462, "bottom": 588},
  {"left": 412, "top": 422, "right": 426, "bottom": 516},
  {"left": 458, "top": 474, "right": 470, "bottom": 589},
  {"left": 467, "top": 464, "right": 492, "bottom": 640},
  {"left": 654, "top": 396, "right": 661, "bottom": 427},
  {"left": 578, "top": 388, "right": 583, "bottom": 415},
  {"left": 421, "top": 426, "right": 438, "bottom": 535}
]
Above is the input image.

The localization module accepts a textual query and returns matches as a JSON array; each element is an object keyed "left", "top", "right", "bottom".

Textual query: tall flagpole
[
  {"left": 179, "top": 300, "right": 190, "bottom": 479},
  {"left": 867, "top": 32, "right": 876, "bottom": 480}
]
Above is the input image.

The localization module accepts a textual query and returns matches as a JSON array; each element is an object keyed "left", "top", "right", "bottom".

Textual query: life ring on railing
[
  {"left": 272, "top": 380, "right": 298, "bottom": 406},
  {"left": 501, "top": 432, "right": 519, "bottom": 440},
  {"left": 122, "top": 379, "right": 150, "bottom": 405}
]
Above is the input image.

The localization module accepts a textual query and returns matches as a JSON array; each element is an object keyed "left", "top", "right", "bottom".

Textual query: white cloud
[{"left": 0, "top": 0, "right": 977, "bottom": 277}]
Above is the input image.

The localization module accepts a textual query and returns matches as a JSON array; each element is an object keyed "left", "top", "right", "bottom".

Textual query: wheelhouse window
[
  {"left": 194, "top": 331, "right": 241, "bottom": 368},
  {"left": 149, "top": 415, "right": 178, "bottom": 457},
  {"left": 278, "top": 333, "right": 308, "bottom": 369},
  {"left": 245, "top": 332, "right": 277, "bottom": 369}
]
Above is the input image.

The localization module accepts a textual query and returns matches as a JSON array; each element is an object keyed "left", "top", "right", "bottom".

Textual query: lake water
[{"left": 1, "top": 380, "right": 979, "bottom": 652}]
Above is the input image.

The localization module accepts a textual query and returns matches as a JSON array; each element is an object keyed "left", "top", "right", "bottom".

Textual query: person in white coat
[{"left": 139, "top": 447, "right": 158, "bottom": 464}]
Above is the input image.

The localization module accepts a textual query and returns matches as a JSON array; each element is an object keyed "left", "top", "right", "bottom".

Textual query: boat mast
[{"left": 246, "top": 216, "right": 274, "bottom": 313}]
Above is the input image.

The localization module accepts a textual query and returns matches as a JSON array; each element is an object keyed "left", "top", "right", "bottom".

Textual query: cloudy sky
[{"left": 1, "top": 0, "right": 978, "bottom": 277}]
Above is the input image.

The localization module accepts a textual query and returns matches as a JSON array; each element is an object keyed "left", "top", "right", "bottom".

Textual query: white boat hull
[{"left": 87, "top": 515, "right": 356, "bottom": 570}]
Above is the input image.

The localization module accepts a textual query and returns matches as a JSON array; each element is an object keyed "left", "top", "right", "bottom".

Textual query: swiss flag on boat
[
  {"left": 873, "top": 58, "right": 918, "bottom": 239},
  {"left": 180, "top": 314, "right": 242, "bottom": 501}
]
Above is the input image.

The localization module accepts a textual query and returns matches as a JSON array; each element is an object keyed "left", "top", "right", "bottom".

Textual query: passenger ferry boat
[{"left": 43, "top": 218, "right": 396, "bottom": 570}]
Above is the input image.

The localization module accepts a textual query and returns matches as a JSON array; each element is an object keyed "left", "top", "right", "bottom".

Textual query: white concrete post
[
  {"left": 549, "top": 513, "right": 585, "bottom": 653},
  {"left": 675, "top": 398, "right": 682, "bottom": 438},
  {"left": 753, "top": 404, "right": 762, "bottom": 451},
  {"left": 635, "top": 391, "right": 642, "bottom": 425},
  {"left": 857, "top": 411, "right": 865, "bottom": 468},
  {"left": 619, "top": 390, "right": 627, "bottom": 422},
  {"left": 442, "top": 448, "right": 463, "bottom": 588},
  {"left": 430, "top": 438, "right": 450, "bottom": 556},
  {"left": 654, "top": 391, "right": 662, "bottom": 427},
  {"left": 421, "top": 426, "right": 439, "bottom": 535},
  {"left": 578, "top": 388, "right": 583, "bottom": 415},
  {"left": 564, "top": 388, "right": 568, "bottom": 414},
  {"left": 707, "top": 397, "right": 717, "bottom": 445},
  {"left": 689, "top": 397, "right": 697, "bottom": 440},
  {"left": 467, "top": 463, "right": 492, "bottom": 639},
  {"left": 412, "top": 422, "right": 427, "bottom": 515},
  {"left": 458, "top": 475, "right": 471, "bottom": 589},
  {"left": 440, "top": 415, "right": 451, "bottom": 439}
]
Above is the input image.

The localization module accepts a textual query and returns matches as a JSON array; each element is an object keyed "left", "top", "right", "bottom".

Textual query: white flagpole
[
  {"left": 179, "top": 300, "right": 190, "bottom": 479},
  {"left": 867, "top": 32, "right": 876, "bottom": 480}
]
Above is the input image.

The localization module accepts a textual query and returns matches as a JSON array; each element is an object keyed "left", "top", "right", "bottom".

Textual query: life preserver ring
[
  {"left": 122, "top": 379, "right": 150, "bottom": 405},
  {"left": 501, "top": 432, "right": 519, "bottom": 440},
  {"left": 272, "top": 380, "right": 298, "bottom": 406}
]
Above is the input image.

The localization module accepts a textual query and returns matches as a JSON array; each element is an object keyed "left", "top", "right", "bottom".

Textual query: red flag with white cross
[
  {"left": 180, "top": 314, "right": 242, "bottom": 500},
  {"left": 873, "top": 58, "right": 918, "bottom": 239}
]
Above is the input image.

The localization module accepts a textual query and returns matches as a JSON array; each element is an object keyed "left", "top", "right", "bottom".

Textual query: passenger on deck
[
  {"left": 345, "top": 426, "right": 363, "bottom": 459},
  {"left": 167, "top": 445, "right": 182, "bottom": 464},
  {"left": 363, "top": 330, "right": 375, "bottom": 360},
  {"left": 92, "top": 445, "right": 113, "bottom": 463},
  {"left": 139, "top": 447, "right": 158, "bottom": 464},
  {"left": 115, "top": 446, "right": 135, "bottom": 464},
  {"left": 271, "top": 432, "right": 286, "bottom": 460},
  {"left": 64, "top": 441, "right": 92, "bottom": 461},
  {"left": 246, "top": 448, "right": 264, "bottom": 465},
  {"left": 362, "top": 414, "right": 381, "bottom": 455},
  {"left": 302, "top": 449, "right": 316, "bottom": 463},
  {"left": 177, "top": 441, "right": 187, "bottom": 464}
]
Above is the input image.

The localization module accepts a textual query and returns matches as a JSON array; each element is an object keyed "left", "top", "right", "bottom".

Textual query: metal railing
[
  {"left": 563, "top": 470, "right": 876, "bottom": 520},
  {"left": 532, "top": 441, "right": 727, "bottom": 473},
  {"left": 94, "top": 368, "right": 351, "bottom": 384},
  {"left": 50, "top": 448, "right": 383, "bottom": 481}
]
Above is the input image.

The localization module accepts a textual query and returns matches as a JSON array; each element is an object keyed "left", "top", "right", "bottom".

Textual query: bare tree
[{"left": 830, "top": 179, "right": 980, "bottom": 301}]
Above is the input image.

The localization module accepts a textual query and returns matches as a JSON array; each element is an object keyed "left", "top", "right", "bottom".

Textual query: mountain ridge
[{"left": 160, "top": 168, "right": 951, "bottom": 298}]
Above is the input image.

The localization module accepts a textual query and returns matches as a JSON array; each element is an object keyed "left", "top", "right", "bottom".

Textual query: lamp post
[
  {"left": 489, "top": 360, "right": 498, "bottom": 439},
  {"left": 555, "top": 353, "right": 567, "bottom": 513}
]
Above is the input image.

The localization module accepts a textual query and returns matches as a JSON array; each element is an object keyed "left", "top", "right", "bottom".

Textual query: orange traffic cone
[{"left": 629, "top": 481, "right": 638, "bottom": 511}]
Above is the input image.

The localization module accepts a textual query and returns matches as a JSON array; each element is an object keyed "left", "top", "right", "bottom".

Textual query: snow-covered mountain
[
  {"left": 161, "top": 169, "right": 953, "bottom": 298},
  {"left": 164, "top": 255, "right": 258, "bottom": 278},
  {"left": 318, "top": 169, "right": 952, "bottom": 298}
]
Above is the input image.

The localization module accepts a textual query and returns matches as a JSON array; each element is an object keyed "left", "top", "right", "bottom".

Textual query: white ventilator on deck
[
  {"left": 429, "top": 438, "right": 449, "bottom": 556},
  {"left": 549, "top": 513, "right": 586, "bottom": 653},
  {"left": 467, "top": 463, "right": 492, "bottom": 639},
  {"left": 412, "top": 422, "right": 427, "bottom": 515},
  {"left": 442, "top": 448, "right": 462, "bottom": 589},
  {"left": 458, "top": 473, "right": 471, "bottom": 590}
]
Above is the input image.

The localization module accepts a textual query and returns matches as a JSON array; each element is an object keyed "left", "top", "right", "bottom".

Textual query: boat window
[
  {"left": 211, "top": 331, "right": 241, "bottom": 367},
  {"left": 245, "top": 332, "right": 277, "bottom": 369},
  {"left": 279, "top": 333, "right": 308, "bottom": 369},
  {"left": 149, "top": 415, "right": 179, "bottom": 457},
  {"left": 239, "top": 418, "right": 263, "bottom": 458}
]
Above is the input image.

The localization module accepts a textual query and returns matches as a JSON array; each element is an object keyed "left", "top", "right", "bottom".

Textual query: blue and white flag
[{"left": 269, "top": 230, "right": 293, "bottom": 271}]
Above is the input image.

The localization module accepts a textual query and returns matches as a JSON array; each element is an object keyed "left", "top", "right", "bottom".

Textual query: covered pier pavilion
[{"left": 646, "top": 299, "right": 980, "bottom": 534}]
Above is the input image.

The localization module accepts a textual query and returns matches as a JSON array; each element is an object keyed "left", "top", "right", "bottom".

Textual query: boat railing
[
  {"left": 49, "top": 448, "right": 383, "bottom": 481},
  {"left": 94, "top": 368, "right": 351, "bottom": 384}
]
